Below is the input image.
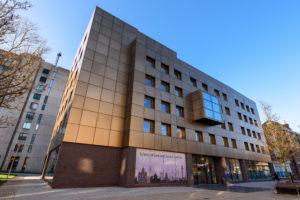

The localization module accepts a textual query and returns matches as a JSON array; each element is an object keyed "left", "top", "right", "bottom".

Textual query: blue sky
[{"left": 22, "top": 0, "right": 300, "bottom": 131}]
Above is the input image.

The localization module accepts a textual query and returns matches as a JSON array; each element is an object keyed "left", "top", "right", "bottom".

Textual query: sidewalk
[{"left": 0, "top": 177, "right": 298, "bottom": 200}]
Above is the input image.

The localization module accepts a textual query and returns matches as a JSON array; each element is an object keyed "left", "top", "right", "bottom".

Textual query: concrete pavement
[{"left": 0, "top": 177, "right": 299, "bottom": 200}]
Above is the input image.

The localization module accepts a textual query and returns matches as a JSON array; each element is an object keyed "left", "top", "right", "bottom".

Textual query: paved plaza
[{"left": 0, "top": 177, "right": 299, "bottom": 200}]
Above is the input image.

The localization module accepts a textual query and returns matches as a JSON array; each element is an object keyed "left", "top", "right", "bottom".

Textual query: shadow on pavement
[{"left": 195, "top": 184, "right": 274, "bottom": 193}]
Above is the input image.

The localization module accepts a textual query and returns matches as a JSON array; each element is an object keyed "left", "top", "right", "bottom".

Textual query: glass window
[
  {"left": 41, "top": 105, "right": 46, "bottom": 110},
  {"left": 35, "top": 124, "right": 39, "bottom": 130},
  {"left": 26, "top": 112, "right": 34, "bottom": 119},
  {"left": 257, "top": 132, "right": 261, "bottom": 140},
  {"left": 27, "top": 145, "right": 33, "bottom": 153},
  {"left": 36, "top": 85, "right": 44, "bottom": 91},
  {"left": 146, "top": 56, "right": 155, "bottom": 68},
  {"left": 30, "top": 134, "right": 36, "bottom": 144},
  {"left": 22, "top": 122, "right": 31, "bottom": 129},
  {"left": 235, "top": 99, "right": 239, "bottom": 107},
  {"left": 238, "top": 112, "right": 242, "bottom": 120},
  {"left": 161, "top": 81, "right": 169, "bottom": 92},
  {"left": 210, "top": 134, "right": 216, "bottom": 145},
  {"left": 256, "top": 145, "right": 260, "bottom": 153},
  {"left": 52, "top": 71, "right": 56, "bottom": 77},
  {"left": 252, "top": 131, "right": 257, "bottom": 138},
  {"left": 231, "top": 139, "right": 237, "bottom": 148},
  {"left": 176, "top": 106, "right": 184, "bottom": 117},
  {"left": 175, "top": 87, "right": 183, "bottom": 97},
  {"left": 18, "top": 133, "right": 27, "bottom": 141},
  {"left": 251, "top": 108, "right": 255, "bottom": 114},
  {"left": 43, "top": 96, "right": 48, "bottom": 104},
  {"left": 202, "top": 92, "right": 222, "bottom": 121},
  {"left": 244, "top": 142, "right": 249, "bottom": 151},
  {"left": 241, "top": 127, "right": 246, "bottom": 135},
  {"left": 49, "top": 79, "right": 54, "bottom": 87},
  {"left": 241, "top": 103, "right": 245, "bottom": 109},
  {"left": 143, "top": 119, "right": 154, "bottom": 133},
  {"left": 39, "top": 76, "right": 47, "bottom": 83},
  {"left": 30, "top": 102, "right": 38, "bottom": 110},
  {"left": 247, "top": 129, "right": 251, "bottom": 136},
  {"left": 161, "top": 63, "right": 169, "bottom": 74},
  {"left": 222, "top": 93, "right": 228, "bottom": 101},
  {"left": 42, "top": 68, "right": 50, "bottom": 74},
  {"left": 246, "top": 105, "right": 250, "bottom": 112},
  {"left": 161, "top": 101, "right": 170, "bottom": 113},
  {"left": 202, "top": 83, "right": 208, "bottom": 91},
  {"left": 144, "top": 96, "right": 154, "bottom": 108},
  {"left": 145, "top": 75, "right": 155, "bottom": 87},
  {"left": 47, "top": 87, "right": 51, "bottom": 93},
  {"left": 250, "top": 144, "right": 255, "bottom": 152},
  {"left": 225, "top": 107, "right": 230, "bottom": 115},
  {"left": 243, "top": 115, "right": 248, "bottom": 123},
  {"left": 37, "top": 114, "right": 43, "bottom": 123},
  {"left": 190, "top": 77, "right": 197, "bottom": 87},
  {"left": 214, "top": 89, "right": 220, "bottom": 97},
  {"left": 195, "top": 131, "right": 203, "bottom": 142},
  {"left": 226, "top": 158, "right": 243, "bottom": 182},
  {"left": 33, "top": 93, "right": 41, "bottom": 100},
  {"left": 228, "top": 122, "right": 234, "bottom": 131},
  {"left": 161, "top": 123, "right": 171, "bottom": 136},
  {"left": 174, "top": 70, "right": 181, "bottom": 80},
  {"left": 223, "top": 137, "right": 229, "bottom": 147},
  {"left": 176, "top": 127, "right": 186, "bottom": 139}
]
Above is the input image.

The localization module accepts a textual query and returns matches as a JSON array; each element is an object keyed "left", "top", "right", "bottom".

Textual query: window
[
  {"left": 261, "top": 146, "right": 265, "bottom": 154},
  {"left": 52, "top": 71, "right": 56, "bottom": 77},
  {"left": 190, "top": 77, "right": 197, "bottom": 87},
  {"left": 161, "top": 81, "right": 170, "bottom": 92},
  {"left": 42, "top": 68, "right": 50, "bottom": 74},
  {"left": 30, "top": 134, "right": 36, "bottom": 144},
  {"left": 176, "top": 106, "right": 184, "bottom": 117},
  {"left": 18, "top": 133, "right": 27, "bottom": 141},
  {"left": 161, "top": 123, "right": 171, "bottom": 136},
  {"left": 22, "top": 122, "right": 31, "bottom": 129},
  {"left": 235, "top": 99, "right": 239, "bottom": 107},
  {"left": 221, "top": 123, "right": 226, "bottom": 129},
  {"left": 143, "top": 119, "right": 154, "bottom": 133},
  {"left": 21, "top": 157, "right": 29, "bottom": 171},
  {"left": 26, "top": 112, "right": 34, "bottom": 119},
  {"left": 238, "top": 112, "right": 242, "bottom": 120},
  {"left": 43, "top": 96, "right": 48, "bottom": 104},
  {"left": 161, "top": 101, "right": 170, "bottom": 113},
  {"left": 47, "top": 87, "right": 51, "bottom": 93},
  {"left": 49, "top": 79, "right": 54, "bottom": 87},
  {"left": 176, "top": 127, "right": 186, "bottom": 139},
  {"left": 161, "top": 63, "right": 169, "bottom": 74},
  {"left": 146, "top": 56, "right": 155, "bottom": 68},
  {"left": 30, "top": 102, "right": 38, "bottom": 110},
  {"left": 257, "top": 132, "right": 261, "bottom": 140},
  {"left": 225, "top": 107, "right": 230, "bottom": 115},
  {"left": 39, "top": 76, "right": 47, "bottom": 83},
  {"left": 203, "top": 92, "right": 222, "bottom": 121},
  {"left": 145, "top": 75, "right": 155, "bottom": 87},
  {"left": 249, "top": 117, "right": 253, "bottom": 124},
  {"left": 250, "top": 144, "right": 255, "bottom": 152},
  {"left": 174, "top": 70, "right": 181, "bottom": 80},
  {"left": 231, "top": 139, "right": 237, "bottom": 149},
  {"left": 144, "top": 96, "right": 154, "bottom": 108},
  {"left": 241, "top": 103, "right": 245, "bottom": 109},
  {"left": 36, "top": 85, "right": 44, "bottom": 91},
  {"left": 14, "top": 144, "right": 24, "bottom": 152},
  {"left": 222, "top": 93, "right": 228, "bottom": 101},
  {"left": 244, "top": 142, "right": 249, "bottom": 151},
  {"left": 243, "top": 115, "right": 248, "bottom": 123},
  {"left": 214, "top": 89, "right": 220, "bottom": 97},
  {"left": 202, "top": 83, "right": 208, "bottom": 91},
  {"left": 254, "top": 120, "right": 258, "bottom": 127},
  {"left": 223, "top": 137, "right": 229, "bottom": 147},
  {"left": 27, "top": 145, "right": 33, "bottom": 153},
  {"left": 251, "top": 108, "right": 255, "bottom": 114},
  {"left": 252, "top": 131, "right": 257, "bottom": 138},
  {"left": 247, "top": 129, "right": 251, "bottom": 137},
  {"left": 241, "top": 127, "right": 246, "bottom": 135},
  {"left": 228, "top": 122, "right": 234, "bottom": 131},
  {"left": 41, "top": 105, "right": 46, "bottom": 110},
  {"left": 175, "top": 87, "right": 183, "bottom": 97},
  {"left": 209, "top": 134, "right": 216, "bottom": 145},
  {"left": 195, "top": 131, "right": 203, "bottom": 142},
  {"left": 246, "top": 105, "right": 250, "bottom": 112},
  {"left": 33, "top": 93, "right": 41, "bottom": 100},
  {"left": 256, "top": 145, "right": 260, "bottom": 153}
]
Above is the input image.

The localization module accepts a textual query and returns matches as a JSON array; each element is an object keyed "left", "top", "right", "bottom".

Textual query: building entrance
[{"left": 192, "top": 155, "right": 217, "bottom": 184}]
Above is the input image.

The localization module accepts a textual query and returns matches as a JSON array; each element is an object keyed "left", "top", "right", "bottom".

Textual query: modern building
[
  {"left": 0, "top": 56, "right": 69, "bottom": 173},
  {"left": 263, "top": 121, "right": 300, "bottom": 179},
  {"left": 43, "top": 7, "right": 272, "bottom": 188}
]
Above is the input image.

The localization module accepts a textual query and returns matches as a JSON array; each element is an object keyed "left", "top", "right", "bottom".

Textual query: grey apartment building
[
  {"left": 0, "top": 58, "right": 68, "bottom": 173},
  {"left": 43, "top": 7, "right": 272, "bottom": 188}
]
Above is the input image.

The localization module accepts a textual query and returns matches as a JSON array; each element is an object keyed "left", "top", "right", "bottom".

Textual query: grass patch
[
  {"left": 0, "top": 180, "right": 7, "bottom": 185},
  {"left": 0, "top": 174, "right": 15, "bottom": 179}
]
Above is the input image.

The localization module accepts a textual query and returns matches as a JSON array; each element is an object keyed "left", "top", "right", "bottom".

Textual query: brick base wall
[{"left": 51, "top": 142, "right": 123, "bottom": 188}]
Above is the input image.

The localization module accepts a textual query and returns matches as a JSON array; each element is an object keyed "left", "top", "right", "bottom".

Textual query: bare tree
[
  {"left": 0, "top": 0, "right": 48, "bottom": 127},
  {"left": 261, "top": 102, "right": 300, "bottom": 182}
]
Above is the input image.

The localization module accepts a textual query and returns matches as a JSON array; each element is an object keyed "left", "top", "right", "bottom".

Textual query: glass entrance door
[{"left": 192, "top": 155, "right": 217, "bottom": 184}]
